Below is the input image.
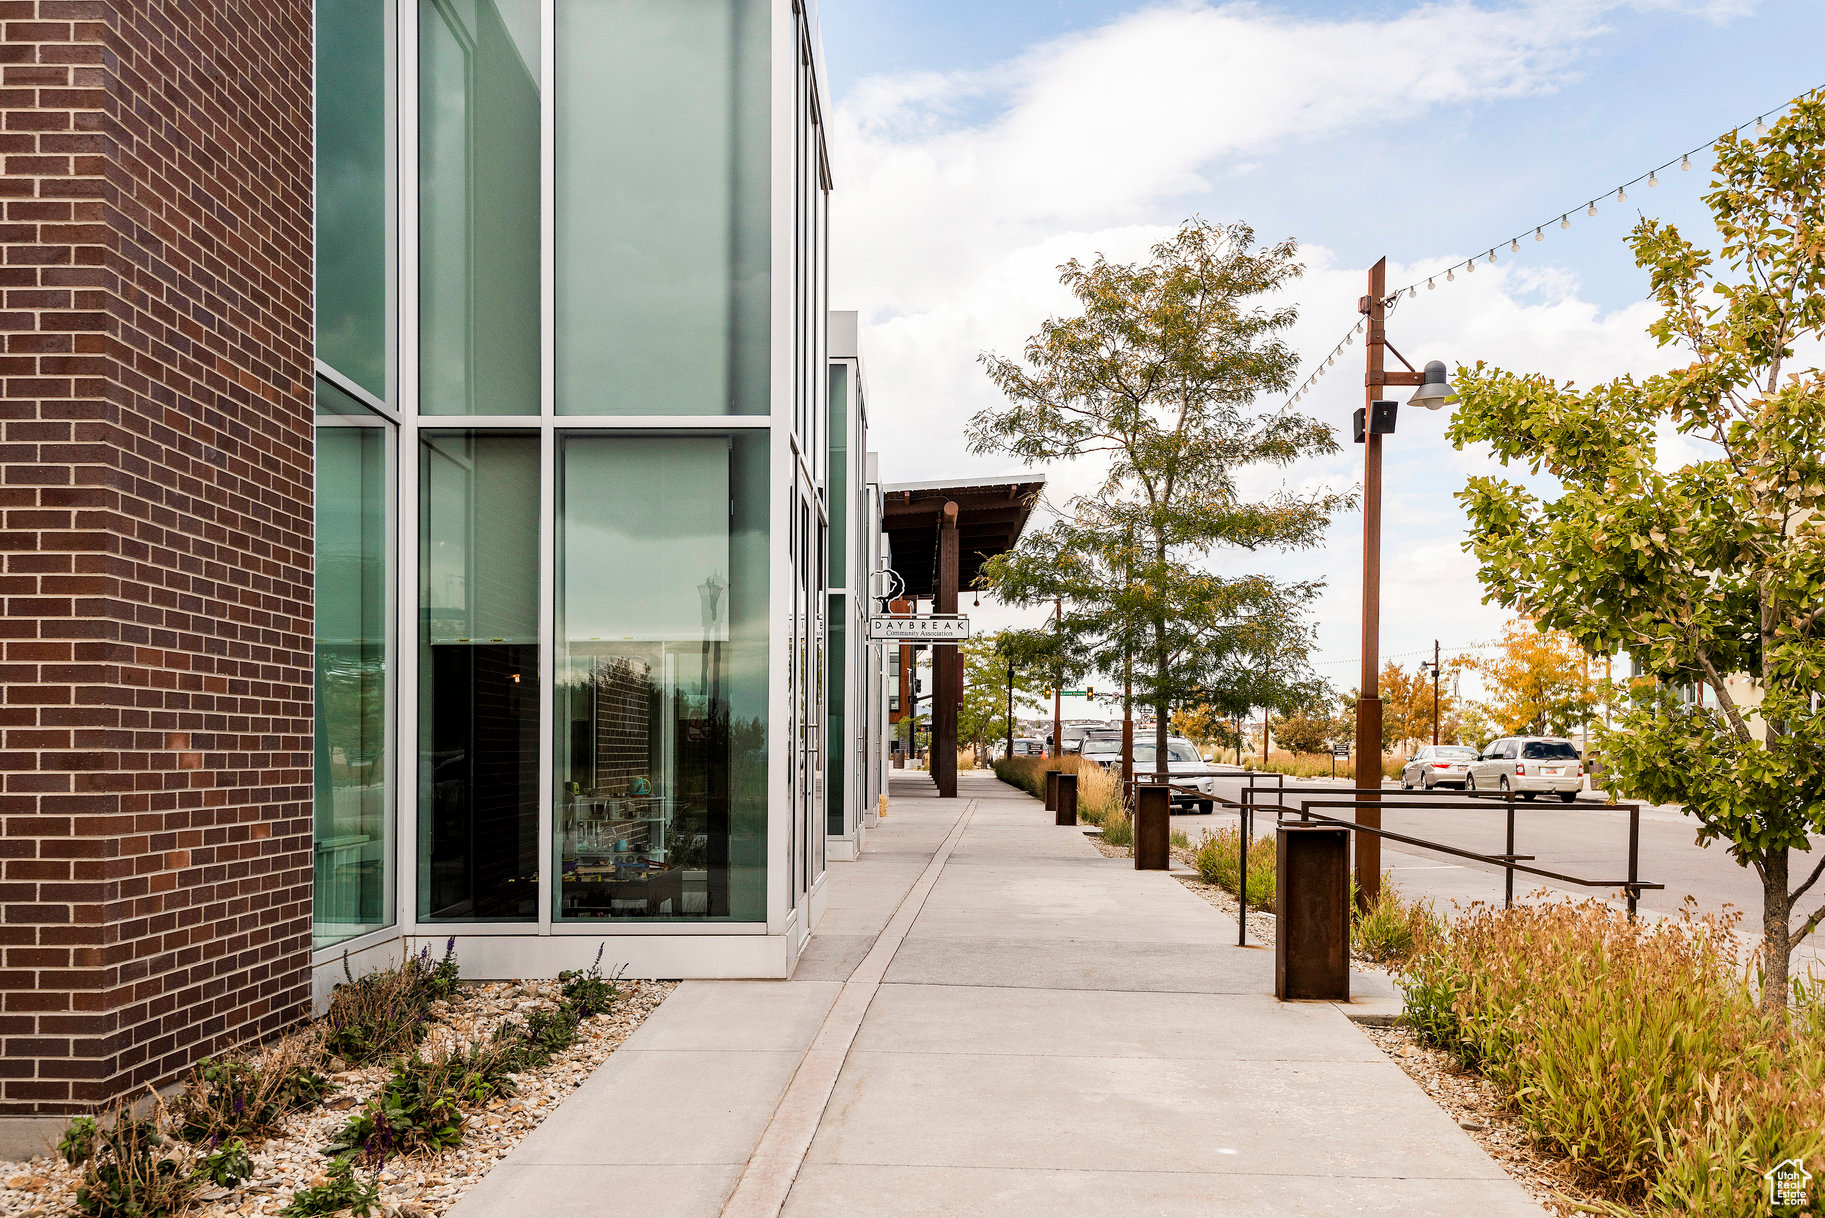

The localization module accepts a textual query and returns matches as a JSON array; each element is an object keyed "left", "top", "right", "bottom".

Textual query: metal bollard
[
  {"left": 1134, "top": 784, "right": 1170, "bottom": 870},
  {"left": 1055, "top": 773, "right": 1078, "bottom": 826},
  {"left": 1274, "top": 825, "right": 1350, "bottom": 1001},
  {"left": 1044, "top": 769, "right": 1060, "bottom": 812}
]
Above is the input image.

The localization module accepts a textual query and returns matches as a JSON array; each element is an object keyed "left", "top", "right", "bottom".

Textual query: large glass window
[
  {"left": 554, "top": 433, "right": 768, "bottom": 921},
  {"left": 419, "top": 432, "right": 540, "bottom": 921},
  {"left": 827, "top": 364, "right": 848, "bottom": 589},
  {"left": 825, "top": 599, "right": 845, "bottom": 836},
  {"left": 419, "top": 0, "right": 540, "bottom": 415},
  {"left": 314, "top": 380, "right": 394, "bottom": 949},
  {"left": 555, "top": 0, "right": 770, "bottom": 415},
  {"left": 315, "top": 0, "right": 394, "bottom": 400}
]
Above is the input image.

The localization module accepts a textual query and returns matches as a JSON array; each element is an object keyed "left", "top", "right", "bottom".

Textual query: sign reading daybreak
[{"left": 867, "top": 615, "right": 971, "bottom": 643}]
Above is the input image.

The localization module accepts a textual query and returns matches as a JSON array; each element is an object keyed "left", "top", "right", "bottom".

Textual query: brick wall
[{"left": 0, "top": 0, "right": 314, "bottom": 1113}]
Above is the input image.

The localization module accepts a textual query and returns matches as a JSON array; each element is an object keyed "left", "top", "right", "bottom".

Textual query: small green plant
[
  {"left": 557, "top": 947, "right": 622, "bottom": 1018},
  {"left": 280, "top": 1156, "right": 382, "bottom": 1218},
  {"left": 59, "top": 1116, "right": 98, "bottom": 1166},
  {"left": 325, "top": 1055, "right": 467, "bottom": 1166},
  {"left": 1188, "top": 827, "right": 1275, "bottom": 911},
  {"left": 196, "top": 1138, "right": 254, "bottom": 1188},
  {"left": 71, "top": 1106, "right": 198, "bottom": 1218},
  {"left": 1169, "top": 829, "right": 1190, "bottom": 849}
]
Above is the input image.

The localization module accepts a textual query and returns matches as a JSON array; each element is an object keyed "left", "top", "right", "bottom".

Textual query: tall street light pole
[
  {"left": 1353, "top": 257, "right": 1456, "bottom": 909},
  {"left": 1052, "top": 595, "right": 1063, "bottom": 760}
]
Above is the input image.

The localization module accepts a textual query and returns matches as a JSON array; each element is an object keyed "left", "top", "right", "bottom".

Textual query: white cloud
[{"left": 830, "top": 0, "right": 1762, "bottom": 684}]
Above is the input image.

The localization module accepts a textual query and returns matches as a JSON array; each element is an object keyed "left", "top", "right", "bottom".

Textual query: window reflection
[
  {"left": 419, "top": 432, "right": 540, "bottom": 921},
  {"left": 556, "top": 434, "right": 767, "bottom": 920},
  {"left": 314, "top": 380, "right": 393, "bottom": 948}
]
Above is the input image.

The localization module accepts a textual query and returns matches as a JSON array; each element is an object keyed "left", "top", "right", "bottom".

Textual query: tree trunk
[{"left": 1761, "top": 845, "right": 1794, "bottom": 1015}]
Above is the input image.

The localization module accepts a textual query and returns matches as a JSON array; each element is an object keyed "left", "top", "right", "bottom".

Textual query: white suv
[{"left": 1465, "top": 737, "right": 1584, "bottom": 802}]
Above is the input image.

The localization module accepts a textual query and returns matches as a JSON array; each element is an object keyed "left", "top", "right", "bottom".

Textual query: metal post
[
  {"left": 1238, "top": 796, "right": 1249, "bottom": 947},
  {"left": 933, "top": 502, "right": 960, "bottom": 798},
  {"left": 1005, "top": 655, "right": 1014, "bottom": 760},
  {"left": 1056, "top": 772, "right": 1078, "bottom": 826},
  {"left": 1354, "top": 257, "right": 1388, "bottom": 912},
  {"left": 1134, "top": 784, "right": 1170, "bottom": 870},
  {"left": 1627, "top": 803, "right": 1640, "bottom": 919},
  {"left": 1431, "top": 639, "right": 1440, "bottom": 747},
  {"left": 1051, "top": 595, "right": 1062, "bottom": 759},
  {"left": 1504, "top": 796, "right": 1516, "bottom": 909}
]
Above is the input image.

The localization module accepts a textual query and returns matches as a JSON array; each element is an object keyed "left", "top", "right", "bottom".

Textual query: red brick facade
[{"left": 0, "top": 0, "right": 315, "bottom": 1113}]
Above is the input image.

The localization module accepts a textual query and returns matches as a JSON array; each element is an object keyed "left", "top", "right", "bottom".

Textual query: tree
[
  {"left": 1461, "top": 619, "right": 1599, "bottom": 738},
  {"left": 958, "top": 632, "right": 1049, "bottom": 757},
  {"left": 972, "top": 219, "right": 1350, "bottom": 770},
  {"left": 1447, "top": 94, "right": 1825, "bottom": 1011},
  {"left": 1276, "top": 707, "right": 1346, "bottom": 755},
  {"left": 1172, "top": 703, "right": 1241, "bottom": 752}
]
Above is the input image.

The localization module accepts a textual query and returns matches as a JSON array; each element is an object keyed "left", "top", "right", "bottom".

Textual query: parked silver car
[
  {"left": 1465, "top": 736, "right": 1584, "bottom": 802},
  {"left": 1399, "top": 744, "right": 1478, "bottom": 790},
  {"left": 1081, "top": 737, "right": 1215, "bottom": 811}
]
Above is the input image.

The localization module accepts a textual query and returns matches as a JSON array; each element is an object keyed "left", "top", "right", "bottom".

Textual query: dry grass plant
[{"left": 1399, "top": 899, "right": 1825, "bottom": 1215}]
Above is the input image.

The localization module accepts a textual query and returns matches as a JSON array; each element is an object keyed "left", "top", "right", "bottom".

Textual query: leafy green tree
[
  {"left": 972, "top": 219, "right": 1350, "bottom": 768},
  {"left": 1447, "top": 95, "right": 1825, "bottom": 1011},
  {"left": 1462, "top": 619, "right": 1599, "bottom": 738},
  {"left": 959, "top": 631, "right": 1050, "bottom": 757}
]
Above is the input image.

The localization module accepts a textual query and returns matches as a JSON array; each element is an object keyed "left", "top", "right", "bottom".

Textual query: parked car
[
  {"left": 1465, "top": 736, "right": 1584, "bottom": 802},
  {"left": 1081, "top": 736, "right": 1215, "bottom": 812},
  {"left": 1399, "top": 744, "right": 1478, "bottom": 790},
  {"left": 1008, "top": 737, "right": 1044, "bottom": 758}
]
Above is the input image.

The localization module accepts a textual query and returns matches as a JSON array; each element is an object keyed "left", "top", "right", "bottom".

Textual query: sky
[{"left": 817, "top": 0, "right": 1825, "bottom": 715}]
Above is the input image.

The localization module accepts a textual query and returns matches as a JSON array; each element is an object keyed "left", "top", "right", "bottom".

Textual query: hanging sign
[{"left": 867, "top": 615, "right": 971, "bottom": 642}]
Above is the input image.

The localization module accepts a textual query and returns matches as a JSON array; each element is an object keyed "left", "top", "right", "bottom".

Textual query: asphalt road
[{"left": 1166, "top": 770, "right": 1825, "bottom": 966}]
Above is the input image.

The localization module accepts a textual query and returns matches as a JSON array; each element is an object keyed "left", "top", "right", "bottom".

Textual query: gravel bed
[{"left": 0, "top": 979, "right": 673, "bottom": 1218}]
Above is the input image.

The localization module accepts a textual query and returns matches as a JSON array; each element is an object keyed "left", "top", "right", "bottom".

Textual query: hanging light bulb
[
  {"left": 1587, "top": 200, "right": 1599, "bottom": 217},
  {"left": 1510, "top": 237, "right": 1520, "bottom": 253},
  {"left": 1534, "top": 226, "right": 1544, "bottom": 241},
  {"left": 1427, "top": 277, "right": 1435, "bottom": 290},
  {"left": 1681, "top": 153, "right": 1692, "bottom": 171},
  {"left": 1560, "top": 214, "right": 1571, "bottom": 229},
  {"left": 1488, "top": 249, "right": 1498, "bottom": 264},
  {"left": 973, "top": 588, "right": 980, "bottom": 608},
  {"left": 1446, "top": 267, "right": 1455, "bottom": 282},
  {"left": 1616, "top": 186, "right": 1626, "bottom": 203},
  {"left": 1408, "top": 286, "right": 1418, "bottom": 300},
  {"left": 1648, "top": 170, "right": 1659, "bottom": 187},
  {"left": 1466, "top": 257, "right": 1475, "bottom": 273},
  {"left": 1756, "top": 114, "right": 1766, "bottom": 133}
]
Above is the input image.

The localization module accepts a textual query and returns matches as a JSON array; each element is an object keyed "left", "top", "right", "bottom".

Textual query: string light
[
  {"left": 1466, "top": 258, "right": 1475, "bottom": 273},
  {"left": 1427, "top": 277, "right": 1435, "bottom": 290},
  {"left": 1446, "top": 267, "right": 1455, "bottom": 282},
  {"left": 1370, "top": 83, "right": 1820, "bottom": 307}
]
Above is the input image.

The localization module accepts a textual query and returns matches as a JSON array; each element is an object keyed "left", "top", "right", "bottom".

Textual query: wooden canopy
[{"left": 881, "top": 476, "right": 1045, "bottom": 599}]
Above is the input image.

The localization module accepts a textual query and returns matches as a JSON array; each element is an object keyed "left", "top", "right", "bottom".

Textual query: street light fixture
[{"left": 1352, "top": 258, "right": 1455, "bottom": 910}]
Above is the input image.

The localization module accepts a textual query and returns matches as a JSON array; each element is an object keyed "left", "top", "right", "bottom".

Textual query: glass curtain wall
[
  {"left": 556, "top": 0, "right": 769, "bottom": 415},
  {"left": 316, "top": 0, "right": 393, "bottom": 401},
  {"left": 314, "top": 0, "right": 396, "bottom": 951},
  {"left": 314, "top": 382, "right": 393, "bottom": 949},
  {"left": 418, "top": 433, "right": 540, "bottom": 921},
  {"left": 554, "top": 433, "right": 768, "bottom": 921},
  {"left": 419, "top": 0, "right": 540, "bottom": 416},
  {"left": 825, "top": 365, "right": 848, "bottom": 835}
]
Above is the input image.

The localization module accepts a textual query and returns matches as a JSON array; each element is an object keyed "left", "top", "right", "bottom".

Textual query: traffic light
[{"left": 1085, "top": 686, "right": 1094, "bottom": 698}]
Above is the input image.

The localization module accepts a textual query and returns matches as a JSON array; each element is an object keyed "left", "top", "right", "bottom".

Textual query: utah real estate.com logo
[{"left": 1766, "top": 1158, "right": 1812, "bottom": 1209}]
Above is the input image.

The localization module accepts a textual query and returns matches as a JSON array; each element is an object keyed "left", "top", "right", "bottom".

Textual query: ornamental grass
[{"left": 1399, "top": 899, "right": 1825, "bottom": 1215}]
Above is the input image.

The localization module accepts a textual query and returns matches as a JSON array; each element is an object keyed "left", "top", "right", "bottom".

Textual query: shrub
[
  {"left": 59, "top": 1116, "right": 98, "bottom": 1166},
  {"left": 174, "top": 1032, "right": 331, "bottom": 1143},
  {"left": 68, "top": 1106, "right": 198, "bottom": 1218},
  {"left": 326, "top": 1035, "right": 522, "bottom": 1167},
  {"left": 1349, "top": 874, "right": 1440, "bottom": 966},
  {"left": 1098, "top": 807, "right": 1133, "bottom": 849},
  {"left": 1397, "top": 900, "right": 1825, "bottom": 1213},
  {"left": 323, "top": 940, "right": 461, "bottom": 1066},
  {"left": 557, "top": 947, "right": 622, "bottom": 1019},
  {"left": 281, "top": 1156, "right": 382, "bottom": 1218},
  {"left": 1188, "top": 828, "right": 1276, "bottom": 911}
]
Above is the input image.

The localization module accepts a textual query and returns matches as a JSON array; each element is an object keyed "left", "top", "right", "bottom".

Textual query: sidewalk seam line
[{"left": 716, "top": 797, "right": 978, "bottom": 1218}]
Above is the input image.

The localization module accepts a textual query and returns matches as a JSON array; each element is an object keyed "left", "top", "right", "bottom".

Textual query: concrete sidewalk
[{"left": 450, "top": 770, "right": 1544, "bottom": 1218}]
